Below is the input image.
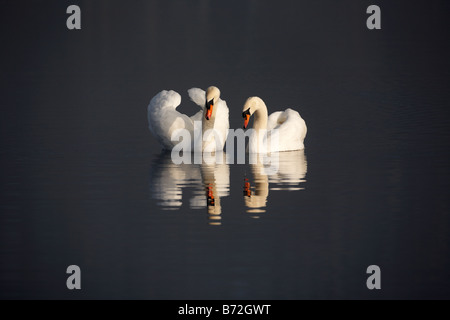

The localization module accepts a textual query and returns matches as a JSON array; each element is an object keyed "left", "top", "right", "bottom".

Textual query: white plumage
[
  {"left": 147, "top": 87, "right": 229, "bottom": 152},
  {"left": 242, "top": 97, "right": 307, "bottom": 153}
]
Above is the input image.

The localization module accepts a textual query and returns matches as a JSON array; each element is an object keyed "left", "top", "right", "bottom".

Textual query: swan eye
[
  {"left": 242, "top": 108, "right": 251, "bottom": 118},
  {"left": 206, "top": 99, "right": 213, "bottom": 110}
]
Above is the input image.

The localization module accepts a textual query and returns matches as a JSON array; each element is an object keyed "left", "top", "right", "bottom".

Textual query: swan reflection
[
  {"left": 243, "top": 150, "right": 307, "bottom": 215},
  {"left": 149, "top": 150, "right": 307, "bottom": 221},
  {"left": 149, "top": 152, "right": 229, "bottom": 225}
]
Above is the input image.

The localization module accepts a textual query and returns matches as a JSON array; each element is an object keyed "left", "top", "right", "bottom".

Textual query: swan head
[
  {"left": 205, "top": 86, "right": 220, "bottom": 120},
  {"left": 242, "top": 96, "right": 262, "bottom": 129}
]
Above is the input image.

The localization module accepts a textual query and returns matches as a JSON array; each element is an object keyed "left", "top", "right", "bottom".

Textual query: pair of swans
[{"left": 147, "top": 86, "right": 307, "bottom": 152}]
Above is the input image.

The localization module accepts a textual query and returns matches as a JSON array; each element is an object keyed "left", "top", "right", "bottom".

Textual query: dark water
[{"left": 1, "top": 0, "right": 450, "bottom": 299}]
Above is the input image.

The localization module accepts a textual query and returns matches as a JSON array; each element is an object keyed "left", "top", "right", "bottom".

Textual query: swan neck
[{"left": 253, "top": 100, "right": 268, "bottom": 131}]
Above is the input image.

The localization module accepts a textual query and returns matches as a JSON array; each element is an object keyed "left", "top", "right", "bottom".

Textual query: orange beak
[
  {"left": 205, "top": 104, "right": 213, "bottom": 120},
  {"left": 243, "top": 114, "right": 250, "bottom": 129}
]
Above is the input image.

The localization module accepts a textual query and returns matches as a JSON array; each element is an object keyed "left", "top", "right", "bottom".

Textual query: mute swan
[
  {"left": 147, "top": 86, "right": 229, "bottom": 152},
  {"left": 242, "top": 97, "right": 307, "bottom": 153}
]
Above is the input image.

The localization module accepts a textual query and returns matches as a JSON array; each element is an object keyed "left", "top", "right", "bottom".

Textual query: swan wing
[
  {"left": 267, "top": 111, "right": 284, "bottom": 131},
  {"left": 187, "top": 87, "right": 206, "bottom": 124},
  {"left": 267, "top": 108, "right": 307, "bottom": 151},
  {"left": 187, "top": 87, "right": 206, "bottom": 107},
  {"left": 148, "top": 90, "right": 194, "bottom": 149}
]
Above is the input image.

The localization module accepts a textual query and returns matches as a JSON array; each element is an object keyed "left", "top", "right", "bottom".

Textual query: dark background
[{"left": 1, "top": 0, "right": 450, "bottom": 299}]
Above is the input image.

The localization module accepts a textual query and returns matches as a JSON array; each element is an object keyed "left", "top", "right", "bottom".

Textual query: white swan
[
  {"left": 242, "top": 97, "right": 307, "bottom": 153},
  {"left": 147, "top": 86, "right": 229, "bottom": 152}
]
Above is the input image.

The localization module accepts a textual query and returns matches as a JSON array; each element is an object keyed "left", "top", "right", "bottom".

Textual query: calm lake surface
[{"left": 1, "top": 0, "right": 450, "bottom": 299}]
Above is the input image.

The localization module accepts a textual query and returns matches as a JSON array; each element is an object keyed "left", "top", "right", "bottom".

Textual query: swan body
[
  {"left": 242, "top": 97, "right": 307, "bottom": 153},
  {"left": 148, "top": 87, "right": 229, "bottom": 152}
]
